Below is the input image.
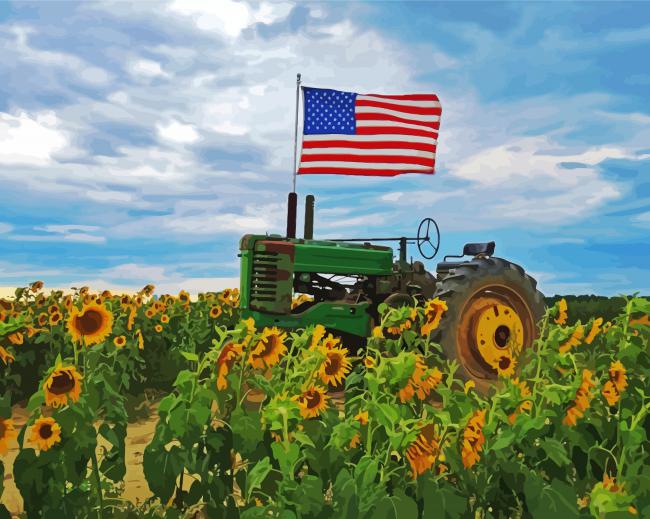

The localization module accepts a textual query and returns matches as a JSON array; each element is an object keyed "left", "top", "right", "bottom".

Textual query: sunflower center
[
  {"left": 304, "top": 391, "right": 322, "bottom": 409},
  {"left": 325, "top": 353, "right": 342, "bottom": 375},
  {"left": 74, "top": 310, "right": 105, "bottom": 336},
  {"left": 498, "top": 356, "right": 512, "bottom": 370},
  {"left": 39, "top": 424, "right": 53, "bottom": 439},
  {"left": 259, "top": 335, "right": 279, "bottom": 357},
  {"left": 49, "top": 372, "right": 75, "bottom": 395}
]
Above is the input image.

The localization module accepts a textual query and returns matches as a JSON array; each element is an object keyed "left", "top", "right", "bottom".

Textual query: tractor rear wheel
[{"left": 432, "top": 258, "right": 545, "bottom": 392}]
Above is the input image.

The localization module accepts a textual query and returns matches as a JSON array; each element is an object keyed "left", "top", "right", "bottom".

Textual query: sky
[{"left": 0, "top": 1, "right": 649, "bottom": 296}]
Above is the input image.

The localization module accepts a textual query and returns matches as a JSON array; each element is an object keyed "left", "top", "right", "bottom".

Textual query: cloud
[
  {"left": 0, "top": 111, "right": 68, "bottom": 165},
  {"left": 157, "top": 119, "right": 200, "bottom": 144},
  {"left": 0, "top": 223, "right": 12, "bottom": 233},
  {"left": 128, "top": 58, "right": 169, "bottom": 79}
]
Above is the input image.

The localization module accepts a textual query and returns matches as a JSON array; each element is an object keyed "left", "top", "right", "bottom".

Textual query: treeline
[{"left": 545, "top": 294, "right": 646, "bottom": 324}]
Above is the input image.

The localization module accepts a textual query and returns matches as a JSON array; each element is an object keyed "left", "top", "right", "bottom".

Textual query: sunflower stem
[{"left": 90, "top": 449, "right": 104, "bottom": 519}]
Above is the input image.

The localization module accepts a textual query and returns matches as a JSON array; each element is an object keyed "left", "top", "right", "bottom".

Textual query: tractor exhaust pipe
[
  {"left": 304, "top": 194, "right": 314, "bottom": 239},
  {"left": 286, "top": 192, "right": 297, "bottom": 238}
]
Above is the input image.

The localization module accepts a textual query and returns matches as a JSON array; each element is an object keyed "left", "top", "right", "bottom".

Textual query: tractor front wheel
[{"left": 433, "top": 258, "right": 545, "bottom": 392}]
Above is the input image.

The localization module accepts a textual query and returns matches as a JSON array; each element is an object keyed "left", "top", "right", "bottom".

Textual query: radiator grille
[{"left": 250, "top": 251, "right": 279, "bottom": 305}]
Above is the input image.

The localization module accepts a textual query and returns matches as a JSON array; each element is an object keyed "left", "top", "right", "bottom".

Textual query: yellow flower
[
  {"left": 310, "top": 324, "right": 327, "bottom": 349},
  {"left": 44, "top": 365, "right": 83, "bottom": 408},
  {"left": 155, "top": 324, "right": 163, "bottom": 333},
  {"left": 464, "top": 380, "right": 476, "bottom": 394},
  {"left": 319, "top": 346, "right": 352, "bottom": 386},
  {"left": 554, "top": 298, "right": 568, "bottom": 325},
  {"left": 209, "top": 305, "right": 223, "bottom": 319},
  {"left": 508, "top": 378, "right": 533, "bottom": 424},
  {"left": 354, "top": 410, "right": 369, "bottom": 426},
  {"left": 249, "top": 327, "right": 287, "bottom": 369},
  {"left": 113, "top": 335, "right": 126, "bottom": 348},
  {"left": 363, "top": 356, "right": 376, "bottom": 369},
  {"left": 559, "top": 324, "right": 584, "bottom": 354},
  {"left": 161, "top": 314, "right": 170, "bottom": 324},
  {"left": 371, "top": 326, "right": 384, "bottom": 338},
  {"left": 136, "top": 329, "right": 144, "bottom": 350},
  {"left": 30, "top": 416, "right": 62, "bottom": 451},
  {"left": 406, "top": 424, "right": 441, "bottom": 478},
  {"left": 398, "top": 355, "right": 443, "bottom": 403},
  {"left": 322, "top": 333, "right": 341, "bottom": 350},
  {"left": 38, "top": 312, "right": 49, "bottom": 326},
  {"left": 294, "top": 386, "right": 329, "bottom": 419},
  {"left": 602, "top": 473, "right": 625, "bottom": 493},
  {"left": 602, "top": 361, "right": 627, "bottom": 406},
  {"left": 178, "top": 290, "right": 190, "bottom": 304},
  {"left": 563, "top": 369, "right": 595, "bottom": 426},
  {"left": 30, "top": 280, "right": 44, "bottom": 292},
  {"left": 461, "top": 409, "right": 486, "bottom": 469},
  {"left": 421, "top": 298, "right": 447, "bottom": 336},
  {"left": 8, "top": 332, "right": 23, "bottom": 345},
  {"left": 349, "top": 433, "right": 361, "bottom": 449},
  {"left": 0, "top": 345, "right": 15, "bottom": 365},
  {"left": 127, "top": 305, "right": 136, "bottom": 331},
  {"left": 584, "top": 317, "right": 603, "bottom": 344},
  {"left": 49, "top": 312, "right": 62, "bottom": 326},
  {"left": 67, "top": 303, "right": 114, "bottom": 346},
  {"left": 0, "top": 417, "right": 18, "bottom": 454},
  {"left": 145, "top": 308, "right": 155, "bottom": 318},
  {"left": 292, "top": 293, "right": 313, "bottom": 309},
  {"left": 216, "top": 342, "right": 243, "bottom": 390}
]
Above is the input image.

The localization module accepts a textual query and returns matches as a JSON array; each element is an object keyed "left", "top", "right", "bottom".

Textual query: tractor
[{"left": 238, "top": 194, "right": 545, "bottom": 390}]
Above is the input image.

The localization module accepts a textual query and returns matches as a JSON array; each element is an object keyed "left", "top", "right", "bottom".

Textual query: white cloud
[
  {"left": 157, "top": 119, "right": 200, "bottom": 144},
  {"left": 0, "top": 111, "right": 68, "bottom": 166},
  {"left": 128, "top": 58, "right": 168, "bottom": 79},
  {"left": 167, "top": 0, "right": 292, "bottom": 37},
  {"left": 0, "top": 223, "right": 12, "bottom": 233}
]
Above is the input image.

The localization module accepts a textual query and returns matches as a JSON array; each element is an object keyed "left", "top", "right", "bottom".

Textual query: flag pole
[{"left": 292, "top": 73, "right": 301, "bottom": 192}]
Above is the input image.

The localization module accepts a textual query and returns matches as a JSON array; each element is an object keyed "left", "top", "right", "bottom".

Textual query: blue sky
[{"left": 0, "top": 1, "right": 648, "bottom": 296}]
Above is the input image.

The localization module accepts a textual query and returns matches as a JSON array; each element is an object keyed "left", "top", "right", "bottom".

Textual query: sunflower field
[{"left": 0, "top": 282, "right": 649, "bottom": 518}]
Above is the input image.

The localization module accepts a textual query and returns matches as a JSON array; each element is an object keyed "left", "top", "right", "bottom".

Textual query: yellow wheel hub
[{"left": 475, "top": 302, "right": 524, "bottom": 367}]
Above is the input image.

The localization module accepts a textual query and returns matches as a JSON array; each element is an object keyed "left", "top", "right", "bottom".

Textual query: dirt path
[{"left": 2, "top": 405, "right": 159, "bottom": 515}]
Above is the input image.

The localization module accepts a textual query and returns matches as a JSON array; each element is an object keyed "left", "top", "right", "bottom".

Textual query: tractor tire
[{"left": 432, "top": 257, "right": 545, "bottom": 392}]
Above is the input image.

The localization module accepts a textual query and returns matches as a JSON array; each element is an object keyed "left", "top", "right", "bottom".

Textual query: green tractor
[{"left": 239, "top": 194, "right": 545, "bottom": 390}]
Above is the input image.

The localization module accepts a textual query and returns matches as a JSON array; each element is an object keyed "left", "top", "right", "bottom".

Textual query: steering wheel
[{"left": 416, "top": 218, "right": 440, "bottom": 260}]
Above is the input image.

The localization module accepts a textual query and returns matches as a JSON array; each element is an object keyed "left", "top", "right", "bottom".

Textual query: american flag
[{"left": 297, "top": 86, "right": 441, "bottom": 177}]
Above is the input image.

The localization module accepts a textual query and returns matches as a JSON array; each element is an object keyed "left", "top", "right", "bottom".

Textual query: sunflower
[
  {"left": 349, "top": 433, "right": 361, "bottom": 449},
  {"left": 294, "top": 386, "right": 329, "bottom": 419},
  {"left": 120, "top": 295, "right": 131, "bottom": 307},
  {"left": 136, "top": 329, "right": 144, "bottom": 350},
  {"left": 249, "top": 327, "right": 287, "bottom": 369},
  {"left": 602, "top": 473, "right": 625, "bottom": 494},
  {"left": 354, "top": 410, "right": 369, "bottom": 426},
  {"left": 44, "top": 365, "right": 82, "bottom": 408},
  {"left": 155, "top": 324, "right": 163, "bottom": 333},
  {"left": 310, "top": 324, "right": 327, "bottom": 349},
  {"left": 63, "top": 295, "right": 74, "bottom": 311},
  {"left": 127, "top": 305, "right": 136, "bottom": 331},
  {"left": 398, "top": 355, "right": 443, "bottom": 403},
  {"left": 363, "top": 356, "right": 376, "bottom": 369},
  {"left": 584, "top": 317, "right": 603, "bottom": 344},
  {"left": 30, "top": 280, "right": 44, "bottom": 292},
  {"left": 495, "top": 354, "right": 517, "bottom": 378},
  {"left": 508, "top": 378, "right": 533, "bottom": 424},
  {"left": 602, "top": 361, "right": 627, "bottom": 406},
  {"left": 461, "top": 409, "right": 486, "bottom": 469},
  {"left": 140, "top": 284, "right": 155, "bottom": 297},
  {"left": 0, "top": 417, "right": 17, "bottom": 454},
  {"left": 319, "top": 346, "right": 352, "bottom": 386},
  {"left": 8, "top": 332, "right": 23, "bottom": 345},
  {"left": 49, "top": 312, "right": 62, "bottom": 326},
  {"left": 559, "top": 324, "right": 584, "bottom": 354},
  {"left": 30, "top": 416, "right": 62, "bottom": 451},
  {"left": 145, "top": 308, "right": 155, "bottom": 318},
  {"left": 0, "top": 346, "right": 15, "bottom": 365},
  {"left": 406, "top": 424, "right": 441, "bottom": 478},
  {"left": 371, "top": 326, "right": 384, "bottom": 338},
  {"left": 161, "top": 314, "right": 170, "bottom": 324},
  {"left": 554, "top": 298, "right": 568, "bottom": 325},
  {"left": 292, "top": 293, "right": 313, "bottom": 309},
  {"left": 563, "top": 369, "right": 595, "bottom": 426},
  {"left": 216, "top": 342, "right": 243, "bottom": 390},
  {"left": 322, "top": 333, "right": 341, "bottom": 350},
  {"left": 178, "top": 290, "right": 190, "bottom": 304},
  {"left": 114, "top": 335, "right": 126, "bottom": 348},
  {"left": 67, "top": 303, "right": 114, "bottom": 346},
  {"left": 209, "top": 305, "right": 223, "bottom": 319},
  {"left": 421, "top": 298, "right": 447, "bottom": 336}
]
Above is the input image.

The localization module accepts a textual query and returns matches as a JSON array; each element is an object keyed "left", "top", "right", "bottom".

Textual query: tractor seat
[{"left": 436, "top": 242, "right": 495, "bottom": 273}]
